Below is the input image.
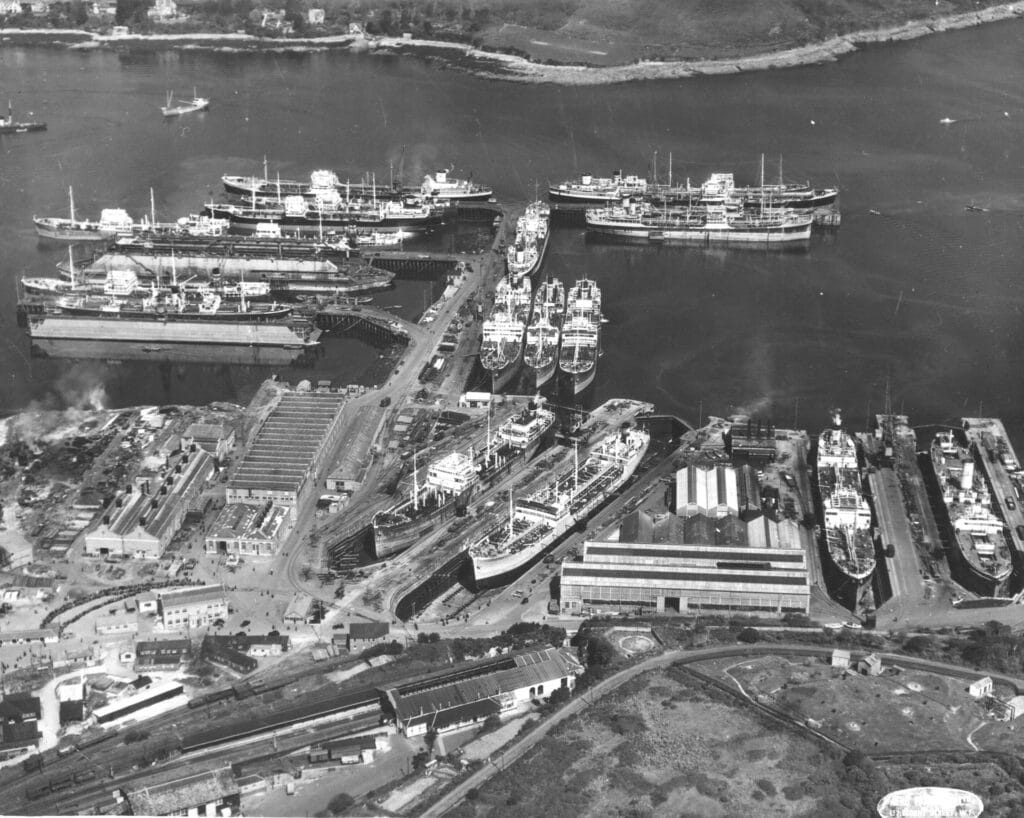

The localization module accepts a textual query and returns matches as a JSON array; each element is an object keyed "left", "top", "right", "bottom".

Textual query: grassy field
[
  {"left": 468, "top": 0, "right": 1014, "bottom": 63},
  {"left": 443, "top": 656, "right": 1024, "bottom": 818}
]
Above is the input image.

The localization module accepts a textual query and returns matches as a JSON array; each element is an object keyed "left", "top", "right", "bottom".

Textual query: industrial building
[
  {"left": 384, "top": 647, "right": 583, "bottom": 737},
  {"left": 226, "top": 391, "right": 346, "bottom": 508},
  {"left": 0, "top": 693, "right": 41, "bottom": 760},
  {"left": 560, "top": 502, "right": 810, "bottom": 616},
  {"left": 126, "top": 766, "right": 239, "bottom": 817},
  {"left": 92, "top": 680, "right": 186, "bottom": 725},
  {"left": 156, "top": 585, "right": 228, "bottom": 629},
  {"left": 347, "top": 622, "right": 391, "bottom": 652},
  {"left": 183, "top": 422, "right": 236, "bottom": 463},
  {"left": 85, "top": 447, "right": 215, "bottom": 559},
  {"left": 204, "top": 502, "right": 293, "bottom": 557}
]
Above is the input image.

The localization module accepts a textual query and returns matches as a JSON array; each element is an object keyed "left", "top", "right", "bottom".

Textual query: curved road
[{"left": 421, "top": 642, "right": 1024, "bottom": 817}]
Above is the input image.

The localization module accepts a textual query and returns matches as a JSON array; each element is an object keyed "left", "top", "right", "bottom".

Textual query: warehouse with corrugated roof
[{"left": 226, "top": 391, "right": 346, "bottom": 507}]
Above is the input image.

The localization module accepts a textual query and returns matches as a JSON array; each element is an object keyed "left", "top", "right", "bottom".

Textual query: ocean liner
[
  {"left": 479, "top": 277, "right": 532, "bottom": 393},
  {"left": 558, "top": 278, "right": 601, "bottom": 394},
  {"left": 813, "top": 411, "right": 876, "bottom": 610},
  {"left": 548, "top": 171, "right": 648, "bottom": 204},
  {"left": 506, "top": 202, "right": 551, "bottom": 281},
  {"left": 929, "top": 429, "right": 1013, "bottom": 597},
  {"left": 523, "top": 279, "right": 565, "bottom": 389},
  {"left": 469, "top": 425, "right": 650, "bottom": 588},
  {"left": 372, "top": 451, "right": 478, "bottom": 559},
  {"left": 585, "top": 201, "right": 813, "bottom": 244}
]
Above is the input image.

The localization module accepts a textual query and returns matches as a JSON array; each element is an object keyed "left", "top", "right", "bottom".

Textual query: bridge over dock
[
  {"left": 311, "top": 304, "right": 427, "bottom": 346},
  {"left": 362, "top": 251, "right": 468, "bottom": 279}
]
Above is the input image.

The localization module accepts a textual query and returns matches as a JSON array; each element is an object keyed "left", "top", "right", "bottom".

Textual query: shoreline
[{"left": 2, "top": 1, "right": 1023, "bottom": 85}]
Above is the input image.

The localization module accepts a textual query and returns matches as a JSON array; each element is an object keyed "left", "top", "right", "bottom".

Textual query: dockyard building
[
  {"left": 384, "top": 647, "right": 583, "bottom": 737},
  {"left": 226, "top": 391, "right": 346, "bottom": 508},
  {"left": 184, "top": 422, "right": 236, "bottom": 463},
  {"left": 0, "top": 694, "right": 41, "bottom": 760},
  {"left": 155, "top": 584, "right": 228, "bottom": 630},
  {"left": 135, "top": 638, "right": 192, "bottom": 670},
  {"left": 85, "top": 447, "right": 215, "bottom": 559},
  {"left": 347, "top": 622, "right": 391, "bottom": 652},
  {"left": 204, "top": 501, "right": 292, "bottom": 557},
  {"left": 126, "top": 766, "right": 239, "bottom": 817}
]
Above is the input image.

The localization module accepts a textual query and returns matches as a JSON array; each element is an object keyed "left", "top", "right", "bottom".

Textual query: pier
[
  {"left": 362, "top": 251, "right": 465, "bottom": 280},
  {"left": 310, "top": 303, "right": 424, "bottom": 346}
]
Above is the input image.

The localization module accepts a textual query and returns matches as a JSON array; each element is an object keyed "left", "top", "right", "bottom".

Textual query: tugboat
[{"left": 0, "top": 100, "right": 46, "bottom": 134}]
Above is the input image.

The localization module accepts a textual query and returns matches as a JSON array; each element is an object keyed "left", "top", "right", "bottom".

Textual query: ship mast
[
  {"left": 573, "top": 441, "right": 579, "bottom": 500},
  {"left": 263, "top": 155, "right": 268, "bottom": 182},
  {"left": 668, "top": 152, "right": 672, "bottom": 189},
  {"left": 412, "top": 451, "right": 419, "bottom": 511},
  {"left": 67, "top": 248, "right": 76, "bottom": 288},
  {"left": 507, "top": 489, "right": 514, "bottom": 542},
  {"left": 68, "top": 186, "right": 75, "bottom": 222},
  {"left": 150, "top": 187, "right": 156, "bottom": 228}
]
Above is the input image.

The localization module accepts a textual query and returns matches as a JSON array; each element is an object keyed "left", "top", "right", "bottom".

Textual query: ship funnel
[{"left": 831, "top": 408, "right": 843, "bottom": 428}]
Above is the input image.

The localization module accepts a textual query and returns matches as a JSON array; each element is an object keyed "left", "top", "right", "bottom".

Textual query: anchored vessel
[
  {"left": 585, "top": 201, "right": 813, "bottom": 244},
  {"left": 469, "top": 425, "right": 650, "bottom": 588},
  {"left": 372, "top": 451, "right": 479, "bottom": 559},
  {"left": 814, "top": 411, "right": 876, "bottom": 610},
  {"left": 419, "top": 169, "right": 493, "bottom": 202},
  {"left": 161, "top": 89, "right": 209, "bottom": 117},
  {"left": 0, "top": 100, "right": 45, "bottom": 134},
  {"left": 524, "top": 278, "right": 565, "bottom": 389},
  {"left": 506, "top": 201, "right": 551, "bottom": 281},
  {"left": 930, "top": 429, "right": 1013, "bottom": 597},
  {"left": 479, "top": 277, "right": 532, "bottom": 393},
  {"left": 558, "top": 278, "right": 601, "bottom": 394},
  {"left": 549, "top": 171, "right": 648, "bottom": 204}
]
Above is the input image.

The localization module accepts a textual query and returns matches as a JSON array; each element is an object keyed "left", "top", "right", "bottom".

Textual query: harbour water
[{"left": 1, "top": 22, "right": 1022, "bottom": 438}]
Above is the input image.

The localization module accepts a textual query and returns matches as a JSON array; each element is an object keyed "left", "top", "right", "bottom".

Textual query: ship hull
[
  {"left": 0, "top": 122, "right": 46, "bottom": 134},
  {"left": 526, "top": 355, "right": 557, "bottom": 389},
  {"left": 205, "top": 205, "right": 444, "bottom": 233},
  {"left": 507, "top": 221, "right": 552, "bottom": 281},
  {"left": 483, "top": 339, "right": 525, "bottom": 394},
  {"left": 372, "top": 488, "right": 472, "bottom": 559},
  {"left": 471, "top": 517, "right": 572, "bottom": 590},
  {"left": 28, "top": 314, "right": 318, "bottom": 348},
  {"left": 817, "top": 535, "right": 876, "bottom": 611},
  {"left": 571, "top": 364, "right": 596, "bottom": 394},
  {"left": 33, "top": 218, "right": 116, "bottom": 242},
  {"left": 586, "top": 218, "right": 812, "bottom": 243}
]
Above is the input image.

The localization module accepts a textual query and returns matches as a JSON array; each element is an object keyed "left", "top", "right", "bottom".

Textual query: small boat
[
  {"left": 161, "top": 88, "right": 209, "bottom": 117},
  {"left": 868, "top": 209, "right": 882, "bottom": 216},
  {"left": 939, "top": 117, "right": 957, "bottom": 125},
  {"left": 0, "top": 100, "right": 46, "bottom": 134},
  {"left": 965, "top": 204, "right": 988, "bottom": 213}
]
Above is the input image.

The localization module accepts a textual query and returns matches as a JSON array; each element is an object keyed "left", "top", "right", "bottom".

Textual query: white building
[{"left": 156, "top": 585, "right": 227, "bottom": 629}]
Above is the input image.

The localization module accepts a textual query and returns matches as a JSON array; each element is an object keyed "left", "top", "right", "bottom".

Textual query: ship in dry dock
[
  {"left": 929, "top": 429, "right": 1013, "bottom": 597},
  {"left": 469, "top": 425, "right": 650, "bottom": 589},
  {"left": 813, "top": 410, "right": 876, "bottom": 611},
  {"left": 372, "top": 451, "right": 478, "bottom": 559},
  {"left": 372, "top": 399, "right": 555, "bottom": 558}
]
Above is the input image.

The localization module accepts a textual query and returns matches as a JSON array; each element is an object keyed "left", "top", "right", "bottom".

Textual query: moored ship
[
  {"left": 469, "top": 425, "right": 650, "bottom": 588},
  {"left": 813, "top": 411, "right": 876, "bottom": 611},
  {"left": 372, "top": 451, "right": 478, "bottom": 559},
  {"left": 523, "top": 289, "right": 562, "bottom": 389},
  {"left": 479, "top": 277, "right": 532, "bottom": 393},
  {"left": 929, "top": 429, "right": 1013, "bottom": 597},
  {"left": 161, "top": 89, "right": 209, "bottom": 117},
  {"left": 585, "top": 201, "right": 813, "bottom": 244},
  {"left": 205, "top": 193, "right": 445, "bottom": 234},
  {"left": 419, "top": 169, "right": 493, "bottom": 201},
  {"left": 651, "top": 170, "right": 838, "bottom": 210},
  {"left": 548, "top": 171, "right": 648, "bottom": 204},
  {"left": 506, "top": 201, "right": 551, "bottom": 281},
  {"left": 558, "top": 278, "right": 601, "bottom": 394}
]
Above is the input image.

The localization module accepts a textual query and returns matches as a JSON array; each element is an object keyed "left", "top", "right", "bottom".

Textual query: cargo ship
[
  {"left": 548, "top": 171, "right": 648, "bottom": 204},
  {"left": 651, "top": 170, "right": 838, "bottom": 210},
  {"left": 205, "top": 193, "right": 445, "bottom": 234},
  {"left": 506, "top": 202, "right": 551, "bottom": 281},
  {"left": 585, "top": 202, "right": 813, "bottom": 244},
  {"left": 223, "top": 165, "right": 490, "bottom": 202},
  {"left": 372, "top": 451, "right": 479, "bottom": 559},
  {"left": 558, "top": 278, "right": 601, "bottom": 394},
  {"left": 469, "top": 425, "right": 650, "bottom": 589},
  {"left": 929, "top": 429, "right": 1013, "bottom": 597},
  {"left": 479, "top": 277, "right": 532, "bottom": 393},
  {"left": 523, "top": 281, "right": 564, "bottom": 389},
  {"left": 813, "top": 411, "right": 876, "bottom": 611},
  {"left": 0, "top": 100, "right": 45, "bottom": 134}
]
